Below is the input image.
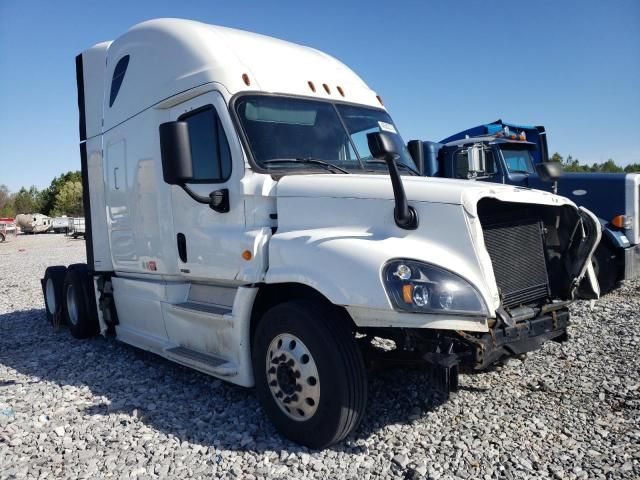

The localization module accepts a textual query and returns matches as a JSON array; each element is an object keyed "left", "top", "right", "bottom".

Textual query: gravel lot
[{"left": 0, "top": 234, "right": 639, "bottom": 479}]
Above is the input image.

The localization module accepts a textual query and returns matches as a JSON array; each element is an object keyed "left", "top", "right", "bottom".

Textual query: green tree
[
  {"left": 624, "top": 163, "right": 640, "bottom": 173},
  {"left": 0, "top": 185, "right": 15, "bottom": 217},
  {"left": 596, "top": 159, "right": 624, "bottom": 173},
  {"left": 53, "top": 180, "right": 83, "bottom": 216},
  {"left": 39, "top": 171, "right": 82, "bottom": 216},
  {"left": 13, "top": 186, "right": 42, "bottom": 214},
  {"left": 549, "top": 152, "right": 563, "bottom": 163}
]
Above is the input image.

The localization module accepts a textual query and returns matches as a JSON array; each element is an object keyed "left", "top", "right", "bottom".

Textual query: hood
[{"left": 275, "top": 174, "right": 578, "bottom": 215}]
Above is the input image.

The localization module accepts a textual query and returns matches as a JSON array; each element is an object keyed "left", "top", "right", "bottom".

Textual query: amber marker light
[
  {"left": 611, "top": 215, "right": 631, "bottom": 229},
  {"left": 402, "top": 284, "right": 413, "bottom": 304},
  {"left": 376, "top": 95, "right": 384, "bottom": 106},
  {"left": 308, "top": 81, "right": 316, "bottom": 92},
  {"left": 337, "top": 86, "right": 345, "bottom": 97},
  {"left": 323, "top": 83, "right": 331, "bottom": 94},
  {"left": 242, "top": 250, "right": 252, "bottom": 261},
  {"left": 242, "top": 73, "right": 250, "bottom": 86}
]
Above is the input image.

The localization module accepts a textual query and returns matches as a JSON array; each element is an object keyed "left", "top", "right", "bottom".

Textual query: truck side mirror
[
  {"left": 535, "top": 162, "right": 562, "bottom": 182},
  {"left": 467, "top": 145, "right": 484, "bottom": 176},
  {"left": 367, "top": 131, "right": 418, "bottom": 230},
  {"left": 159, "top": 121, "right": 194, "bottom": 185},
  {"left": 368, "top": 131, "right": 402, "bottom": 161},
  {"left": 535, "top": 162, "right": 563, "bottom": 194}
]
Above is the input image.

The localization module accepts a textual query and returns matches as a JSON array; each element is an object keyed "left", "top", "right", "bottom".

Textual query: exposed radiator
[{"left": 481, "top": 217, "right": 550, "bottom": 308}]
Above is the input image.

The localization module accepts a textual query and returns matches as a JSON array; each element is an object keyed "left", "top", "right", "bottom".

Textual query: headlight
[{"left": 383, "top": 260, "right": 487, "bottom": 316}]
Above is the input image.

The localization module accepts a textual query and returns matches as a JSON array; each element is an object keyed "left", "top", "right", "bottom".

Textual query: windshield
[
  {"left": 501, "top": 147, "right": 535, "bottom": 173},
  {"left": 234, "top": 95, "right": 417, "bottom": 173}
]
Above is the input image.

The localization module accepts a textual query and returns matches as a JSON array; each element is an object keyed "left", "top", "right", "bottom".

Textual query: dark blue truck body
[{"left": 413, "top": 120, "right": 640, "bottom": 292}]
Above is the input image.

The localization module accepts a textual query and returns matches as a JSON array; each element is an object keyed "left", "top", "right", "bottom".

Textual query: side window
[
  {"left": 454, "top": 149, "right": 469, "bottom": 179},
  {"left": 180, "top": 106, "right": 232, "bottom": 183},
  {"left": 484, "top": 150, "right": 497, "bottom": 174},
  {"left": 109, "top": 55, "right": 130, "bottom": 107}
]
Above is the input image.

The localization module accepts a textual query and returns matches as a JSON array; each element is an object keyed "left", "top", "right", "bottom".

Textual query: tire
[
  {"left": 43, "top": 266, "right": 68, "bottom": 325},
  {"left": 252, "top": 299, "right": 367, "bottom": 448},
  {"left": 0, "top": 233, "right": 5, "bottom": 242},
  {"left": 592, "top": 242, "right": 619, "bottom": 295},
  {"left": 62, "top": 264, "right": 99, "bottom": 339}
]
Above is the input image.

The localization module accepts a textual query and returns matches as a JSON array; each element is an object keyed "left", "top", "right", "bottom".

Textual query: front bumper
[
  {"left": 457, "top": 308, "right": 569, "bottom": 369},
  {"left": 623, "top": 243, "right": 640, "bottom": 280}
]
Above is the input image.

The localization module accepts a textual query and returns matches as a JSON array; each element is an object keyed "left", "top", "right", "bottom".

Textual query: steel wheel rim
[
  {"left": 45, "top": 278, "right": 56, "bottom": 314},
  {"left": 66, "top": 284, "right": 79, "bottom": 326},
  {"left": 266, "top": 333, "right": 320, "bottom": 421}
]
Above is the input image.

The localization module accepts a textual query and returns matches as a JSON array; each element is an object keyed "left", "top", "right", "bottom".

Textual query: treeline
[
  {"left": 550, "top": 153, "right": 640, "bottom": 173},
  {"left": 0, "top": 171, "right": 83, "bottom": 218}
]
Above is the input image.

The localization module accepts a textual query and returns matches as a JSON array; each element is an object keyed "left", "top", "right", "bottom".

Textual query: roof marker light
[
  {"left": 308, "top": 81, "right": 316, "bottom": 92},
  {"left": 323, "top": 83, "right": 331, "bottom": 94},
  {"left": 519, "top": 132, "right": 527, "bottom": 141},
  {"left": 242, "top": 73, "right": 250, "bottom": 86},
  {"left": 376, "top": 95, "right": 384, "bottom": 106},
  {"left": 337, "top": 86, "right": 345, "bottom": 97}
]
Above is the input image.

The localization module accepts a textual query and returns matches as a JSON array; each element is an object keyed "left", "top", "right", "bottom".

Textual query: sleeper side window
[
  {"left": 179, "top": 106, "right": 232, "bottom": 183},
  {"left": 109, "top": 55, "right": 130, "bottom": 107}
]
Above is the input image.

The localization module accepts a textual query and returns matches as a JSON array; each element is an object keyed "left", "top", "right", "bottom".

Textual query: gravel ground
[{"left": 0, "top": 234, "right": 639, "bottom": 479}]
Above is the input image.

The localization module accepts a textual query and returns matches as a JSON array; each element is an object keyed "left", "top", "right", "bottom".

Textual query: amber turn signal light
[{"left": 402, "top": 284, "right": 413, "bottom": 304}]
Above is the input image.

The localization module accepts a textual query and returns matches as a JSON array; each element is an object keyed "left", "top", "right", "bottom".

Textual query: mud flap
[
  {"left": 574, "top": 207, "right": 602, "bottom": 299},
  {"left": 423, "top": 352, "right": 459, "bottom": 398}
]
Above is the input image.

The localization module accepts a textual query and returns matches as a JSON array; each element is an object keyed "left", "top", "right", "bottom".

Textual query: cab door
[{"left": 168, "top": 91, "right": 246, "bottom": 283}]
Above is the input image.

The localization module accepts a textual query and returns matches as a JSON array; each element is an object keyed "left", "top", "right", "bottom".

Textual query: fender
[{"left": 598, "top": 217, "right": 631, "bottom": 250}]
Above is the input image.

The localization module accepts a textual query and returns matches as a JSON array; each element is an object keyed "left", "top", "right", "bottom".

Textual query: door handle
[{"left": 114, "top": 167, "right": 119, "bottom": 190}]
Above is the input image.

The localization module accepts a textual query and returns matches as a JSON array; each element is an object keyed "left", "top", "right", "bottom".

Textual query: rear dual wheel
[
  {"left": 43, "top": 264, "right": 99, "bottom": 338},
  {"left": 43, "top": 266, "right": 68, "bottom": 325},
  {"left": 63, "top": 264, "right": 99, "bottom": 338},
  {"left": 253, "top": 300, "right": 367, "bottom": 449}
]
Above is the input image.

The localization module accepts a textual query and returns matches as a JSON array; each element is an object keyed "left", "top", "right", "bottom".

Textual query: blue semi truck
[{"left": 408, "top": 120, "right": 640, "bottom": 293}]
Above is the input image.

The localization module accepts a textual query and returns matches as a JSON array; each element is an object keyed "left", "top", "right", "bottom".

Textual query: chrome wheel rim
[
  {"left": 66, "top": 284, "right": 79, "bottom": 326},
  {"left": 266, "top": 333, "right": 320, "bottom": 421},
  {"left": 45, "top": 278, "right": 56, "bottom": 314}
]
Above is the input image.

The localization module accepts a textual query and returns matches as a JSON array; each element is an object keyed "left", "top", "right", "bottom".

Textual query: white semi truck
[{"left": 42, "top": 19, "right": 601, "bottom": 448}]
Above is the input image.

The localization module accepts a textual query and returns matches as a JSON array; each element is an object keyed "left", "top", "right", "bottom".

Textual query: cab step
[
  {"left": 164, "top": 346, "right": 237, "bottom": 377},
  {"left": 173, "top": 301, "right": 231, "bottom": 316}
]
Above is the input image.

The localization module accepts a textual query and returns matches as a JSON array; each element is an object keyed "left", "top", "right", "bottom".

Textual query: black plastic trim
[
  {"left": 79, "top": 142, "right": 94, "bottom": 272},
  {"left": 75, "top": 54, "right": 87, "bottom": 141}
]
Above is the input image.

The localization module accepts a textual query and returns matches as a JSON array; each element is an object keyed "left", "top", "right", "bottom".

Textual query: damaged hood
[{"left": 274, "top": 174, "right": 578, "bottom": 214}]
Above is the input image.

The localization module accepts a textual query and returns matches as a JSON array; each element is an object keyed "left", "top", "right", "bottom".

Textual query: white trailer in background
[
  {"left": 52, "top": 216, "right": 71, "bottom": 234},
  {"left": 16, "top": 213, "right": 52, "bottom": 234},
  {"left": 42, "top": 19, "right": 600, "bottom": 448},
  {"left": 68, "top": 217, "right": 85, "bottom": 238}
]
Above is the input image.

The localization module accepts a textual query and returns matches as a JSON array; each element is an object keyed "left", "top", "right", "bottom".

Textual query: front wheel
[{"left": 252, "top": 300, "right": 367, "bottom": 449}]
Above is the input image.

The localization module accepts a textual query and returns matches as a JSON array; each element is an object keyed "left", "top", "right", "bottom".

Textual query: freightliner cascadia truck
[
  {"left": 409, "top": 120, "right": 639, "bottom": 293},
  {"left": 42, "top": 19, "right": 601, "bottom": 448}
]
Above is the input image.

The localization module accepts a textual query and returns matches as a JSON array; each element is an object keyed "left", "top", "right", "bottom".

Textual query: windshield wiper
[
  {"left": 263, "top": 157, "right": 349, "bottom": 174},
  {"left": 365, "top": 159, "right": 420, "bottom": 176}
]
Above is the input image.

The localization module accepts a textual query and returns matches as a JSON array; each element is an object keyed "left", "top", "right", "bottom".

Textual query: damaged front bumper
[
  {"left": 456, "top": 308, "right": 569, "bottom": 370},
  {"left": 361, "top": 307, "right": 570, "bottom": 397}
]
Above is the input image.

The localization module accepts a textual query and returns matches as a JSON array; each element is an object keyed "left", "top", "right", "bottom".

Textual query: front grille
[{"left": 481, "top": 217, "right": 550, "bottom": 308}]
